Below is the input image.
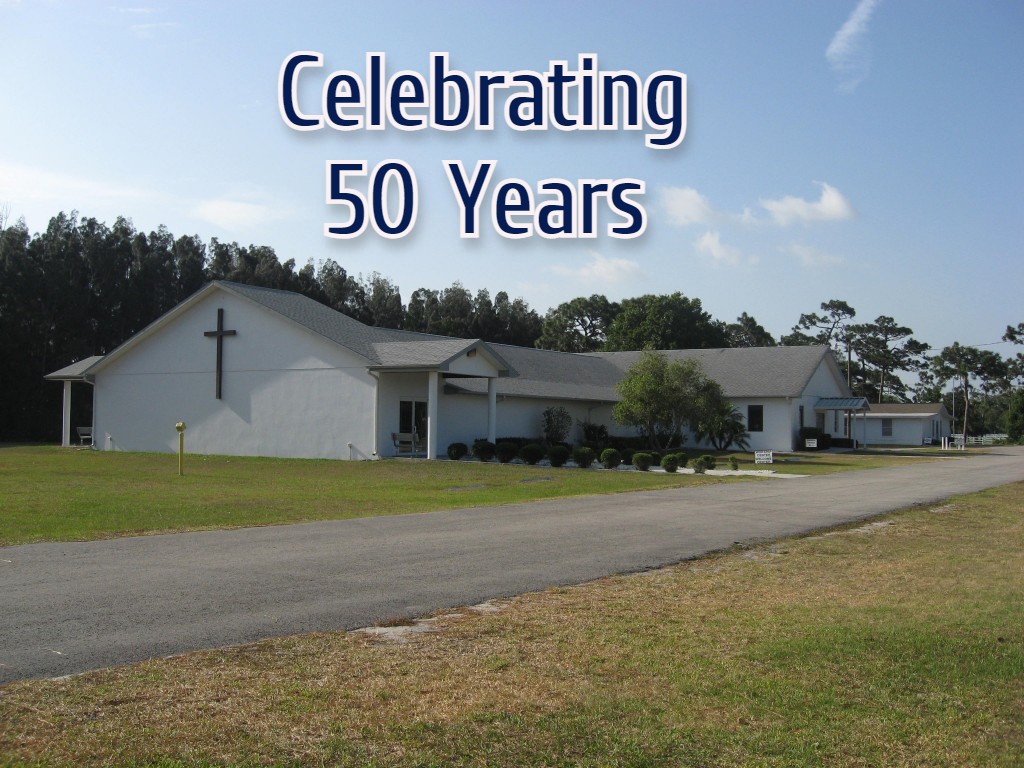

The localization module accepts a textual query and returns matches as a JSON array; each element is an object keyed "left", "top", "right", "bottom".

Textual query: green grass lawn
[
  {"left": 2, "top": 482, "right": 1020, "bottom": 766},
  {"left": 728, "top": 447, "right": 966, "bottom": 475},
  {"left": 0, "top": 445, "right": 962, "bottom": 546},
  {"left": 0, "top": 444, "right": 731, "bottom": 546}
]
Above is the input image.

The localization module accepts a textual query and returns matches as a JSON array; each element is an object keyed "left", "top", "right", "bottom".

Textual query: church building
[{"left": 45, "top": 281, "right": 866, "bottom": 458}]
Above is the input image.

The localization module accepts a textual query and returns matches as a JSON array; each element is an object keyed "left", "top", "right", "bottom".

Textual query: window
[
  {"left": 882, "top": 418, "right": 893, "bottom": 437},
  {"left": 399, "top": 400, "right": 428, "bottom": 436},
  {"left": 799, "top": 405, "right": 805, "bottom": 427},
  {"left": 747, "top": 405, "right": 764, "bottom": 432}
]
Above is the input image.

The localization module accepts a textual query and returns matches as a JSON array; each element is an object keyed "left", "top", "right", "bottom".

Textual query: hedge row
[{"left": 447, "top": 442, "right": 742, "bottom": 471}]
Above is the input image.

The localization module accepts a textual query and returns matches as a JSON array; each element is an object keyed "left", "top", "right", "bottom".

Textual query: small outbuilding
[{"left": 857, "top": 403, "right": 953, "bottom": 446}]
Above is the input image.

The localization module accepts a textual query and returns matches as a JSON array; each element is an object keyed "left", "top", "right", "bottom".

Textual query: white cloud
[
  {"left": 783, "top": 243, "right": 844, "bottom": 267},
  {"left": 826, "top": 0, "right": 883, "bottom": 92},
  {"left": 694, "top": 231, "right": 742, "bottom": 266},
  {"left": 192, "top": 198, "right": 282, "bottom": 232},
  {"left": 759, "top": 183, "right": 855, "bottom": 226},
  {"left": 660, "top": 186, "right": 715, "bottom": 227},
  {"left": 548, "top": 251, "right": 642, "bottom": 284},
  {"left": 0, "top": 161, "right": 143, "bottom": 205}
]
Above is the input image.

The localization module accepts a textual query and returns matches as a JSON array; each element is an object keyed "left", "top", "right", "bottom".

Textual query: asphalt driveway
[{"left": 2, "top": 447, "right": 1022, "bottom": 684}]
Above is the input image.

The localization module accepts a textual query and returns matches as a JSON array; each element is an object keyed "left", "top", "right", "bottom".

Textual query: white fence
[{"left": 951, "top": 434, "right": 1008, "bottom": 447}]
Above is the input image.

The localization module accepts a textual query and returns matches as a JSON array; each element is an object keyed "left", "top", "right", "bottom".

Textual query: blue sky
[{"left": 2, "top": 0, "right": 1021, "bottom": 354}]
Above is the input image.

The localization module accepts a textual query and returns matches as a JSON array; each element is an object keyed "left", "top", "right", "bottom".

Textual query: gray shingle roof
[
  {"left": 865, "top": 403, "right": 948, "bottom": 416},
  {"left": 51, "top": 281, "right": 844, "bottom": 405},
  {"left": 443, "top": 345, "right": 840, "bottom": 402},
  {"left": 591, "top": 346, "right": 837, "bottom": 398},
  {"left": 219, "top": 281, "right": 463, "bottom": 366},
  {"left": 371, "top": 339, "right": 478, "bottom": 368}
]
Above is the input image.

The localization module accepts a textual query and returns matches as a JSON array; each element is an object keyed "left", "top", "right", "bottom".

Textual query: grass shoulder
[{"left": 2, "top": 481, "right": 1020, "bottom": 766}]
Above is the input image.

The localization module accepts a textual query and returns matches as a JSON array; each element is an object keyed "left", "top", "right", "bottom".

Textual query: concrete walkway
[{"left": 2, "top": 447, "right": 1022, "bottom": 684}]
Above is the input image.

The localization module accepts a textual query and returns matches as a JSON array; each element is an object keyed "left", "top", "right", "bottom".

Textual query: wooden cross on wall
[{"left": 204, "top": 308, "right": 237, "bottom": 399}]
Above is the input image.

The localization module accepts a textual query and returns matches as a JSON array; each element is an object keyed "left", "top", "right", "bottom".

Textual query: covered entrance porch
[
  {"left": 43, "top": 356, "right": 104, "bottom": 447},
  {"left": 814, "top": 396, "right": 870, "bottom": 447},
  {"left": 370, "top": 340, "right": 512, "bottom": 459}
]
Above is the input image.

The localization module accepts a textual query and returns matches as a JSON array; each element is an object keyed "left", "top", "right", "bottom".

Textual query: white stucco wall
[
  {"left": 93, "top": 289, "right": 377, "bottom": 459},
  {"left": 436, "top": 393, "right": 601, "bottom": 450},
  {"left": 861, "top": 416, "right": 950, "bottom": 446}
]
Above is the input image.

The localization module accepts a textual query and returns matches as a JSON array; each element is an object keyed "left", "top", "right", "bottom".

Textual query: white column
[
  {"left": 62, "top": 381, "right": 72, "bottom": 447},
  {"left": 486, "top": 378, "right": 497, "bottom": 444},
  {"left": 426, "top": 371, "right": 439, "bottom": 460}
]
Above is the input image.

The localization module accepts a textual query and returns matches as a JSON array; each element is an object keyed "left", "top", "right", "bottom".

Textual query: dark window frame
[{"left": 747, "top": 404, "right": 764, "bottom": 432}]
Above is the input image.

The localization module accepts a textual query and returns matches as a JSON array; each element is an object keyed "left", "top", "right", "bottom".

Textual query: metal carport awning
[{"left": 814, "top": 397, "right": 870, "bottom": 411}]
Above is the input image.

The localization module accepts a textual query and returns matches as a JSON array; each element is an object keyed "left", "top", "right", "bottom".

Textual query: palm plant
[{"left": 695, "top": 400, "right": 751, "bottom": 451}]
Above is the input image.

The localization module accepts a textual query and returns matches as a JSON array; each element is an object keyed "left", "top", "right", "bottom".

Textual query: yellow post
[{"left": 175, "top": 421, "right": 186, "bottom": 476}]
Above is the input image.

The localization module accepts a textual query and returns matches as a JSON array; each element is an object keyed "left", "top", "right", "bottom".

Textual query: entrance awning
[
  {"left": 814, "top": 397, "right": 869, "bottom": 411},
  {"left": 43, "top": 355, "right": 104, "bottom": 382}
]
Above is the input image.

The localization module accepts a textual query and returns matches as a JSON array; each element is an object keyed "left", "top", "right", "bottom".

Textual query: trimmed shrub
[
  {"left": 541, "top": 406, "right": 573, "bottom": 445},
  {"left": 495, "top": 441, "right": 519, "bottom": 463},
  {"left": 728, "top": 456, "right": 739, "bottom": 471},
  {"left": 600, "top": 448, "right": 622, "bottom": 469},
  {"left": 472, "top": 439, "right": 496, "bottom": 462},
  {"left": 580, "top": 421, "right": 609, "bottom": 449},
  {"left": 798, "top": 426, "right": 831, "bottom": 450},
  {"left": 548, "top": 444, "right": 571, "bottom": 468},
  {"left": 692, "top": 456, "right": 709, "bottom": 474},
  {"left": 699, "top": 454, "right": 717, "bottom": 470},
  {"left": 620, "top": 448, "right": 636, "bottom": 467},
  {"left": 519, "top": 443, "right": 545, "bottom": 465},
  {"left": 632, "top": 452, "right": 653, "bottom": 471},
  {"left": 495, "top": 437, "right": 538, "bottom": 450},
  {"left": 446, "top": 442, "right": 468, "bottom": 461},
  {"left": 572, "top": 446, "right": 596, "bottom": 468},
  {"left": 660, "top": 454, "right": 679, "bottom": 473}
]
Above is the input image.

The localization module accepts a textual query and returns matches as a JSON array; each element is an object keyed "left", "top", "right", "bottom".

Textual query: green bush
[
  {"left": 446, "top": 442, "right": 468, "bottom": 461},
  {"left": 580, "top": 421, "right": 609, "bottom": 449},
  {"left": 542, "top": 406, "right": 573, "bottom": 445},
  {"left": 600, "top": 448, "right": 622, "bottom": 469},
  {"left": 548, "top": 445, "right": 571, "bottom": 468},
  {"left": 472, "top": 439, "right": 496, "bottom": 462},
  {"left": 660, "top": 454, "right": 679, "bottom": 473},
  {"left": 692, "top": 456, "right": 708, "bottom": 474},
  {"left": 495, "top": 441, "right": 519, "bottom": 463},
  {"left": 798, "top": 426, "right": 832, "bottom": 450},
  {"left": 668, "top": 452, "right": 688, "bottom": 469},
  {"left": 699, "top": 454, "right": 717, "bottom": 470},
  {"left": 632, "top": 452, "right": 653, "bottom": 471},
  {"left": 519, "top": 443, "right": 545, "bottom": 465},
  {"left": 572, "top": 446, "right": 596, "bottom": 468},
  {"left": 728, "top": 456, "right": 739, "bottom": 471}
]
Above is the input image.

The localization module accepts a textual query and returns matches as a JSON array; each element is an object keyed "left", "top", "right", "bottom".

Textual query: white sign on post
[
  {"left": 805, "top": 438, "right": 817, "bottom": 449},
  {"left": 755, "top": 450, "right": 773, "bottom": 464}
]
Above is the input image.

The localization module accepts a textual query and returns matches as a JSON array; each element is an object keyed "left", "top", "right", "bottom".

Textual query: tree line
[{"left": 1, "top": 211, "right": 1021, "bottom": 441}]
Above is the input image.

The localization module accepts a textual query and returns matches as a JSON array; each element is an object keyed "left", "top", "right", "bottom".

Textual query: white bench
[
  {"left": 391, "top": 432, "right": 422, "bottom": 455},
  {"left": 76, "top": 426, "right": 94, "bottom": 446}
]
